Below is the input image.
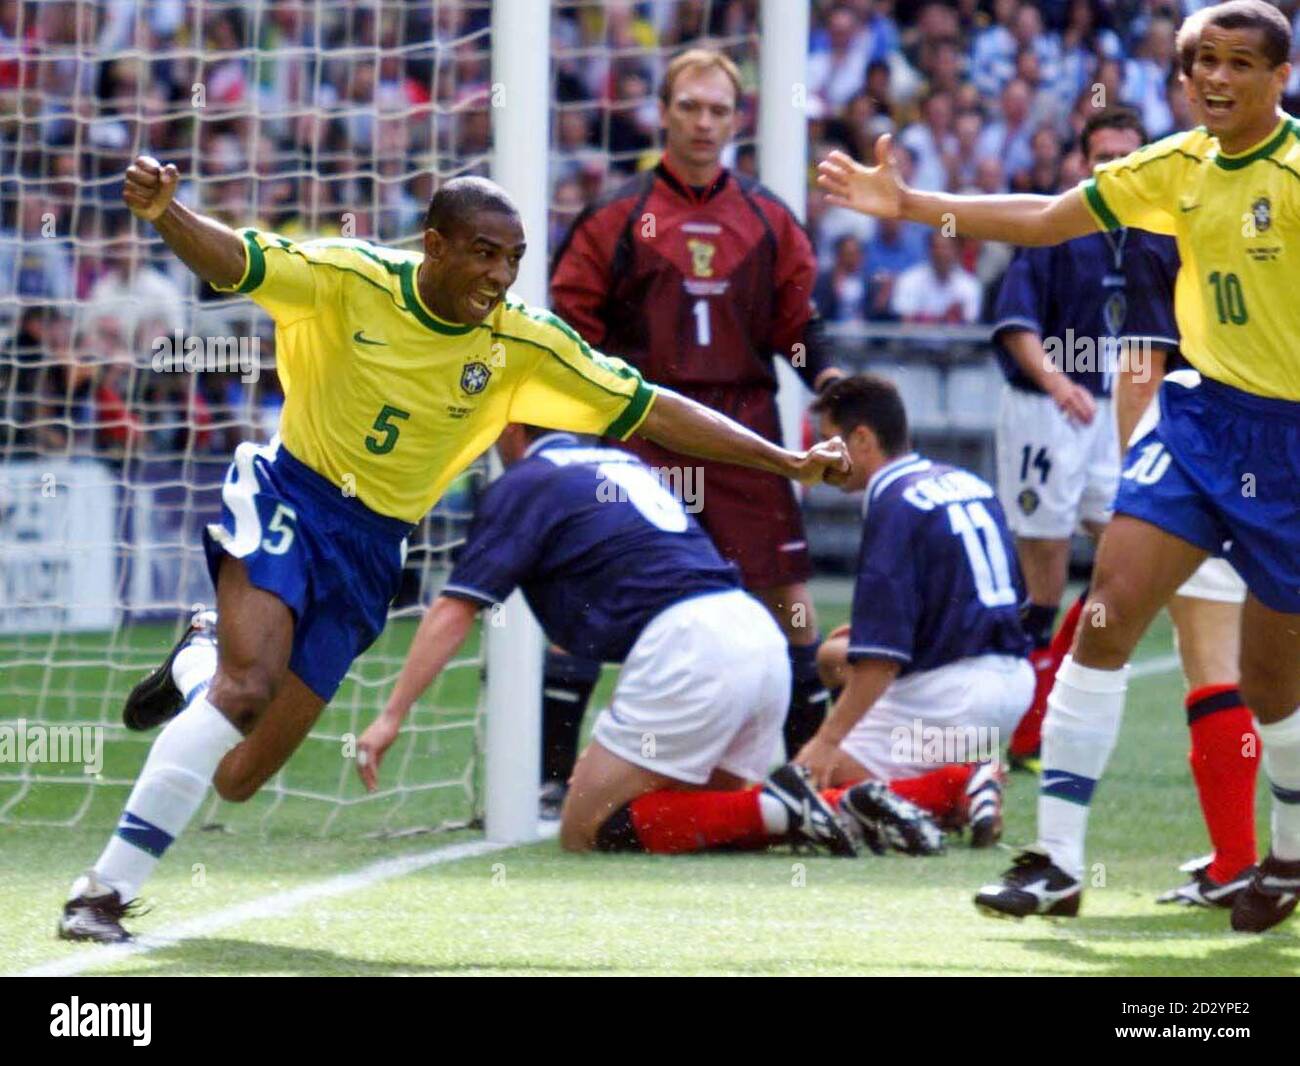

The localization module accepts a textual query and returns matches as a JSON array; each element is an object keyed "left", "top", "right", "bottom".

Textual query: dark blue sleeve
[
  {"left": 991, "top": 245, "right": 1050, "bottom": 339},
  {"left": 847, "top": 497, "right": 921, "bottom": 665},
  {"left": 444, "top": 467, "right": 553, "bottom": 606},
  {"left": 1120, "top": 233, "right": 1180, "bottom": 350}
]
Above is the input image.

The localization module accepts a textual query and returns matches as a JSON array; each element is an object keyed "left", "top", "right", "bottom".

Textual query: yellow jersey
[
  {"left": 1082, "top": 115, "right": 1300, "bottom": 401},
  {"left": 214, "top": 229, "right": 656, "bottom": 522}
]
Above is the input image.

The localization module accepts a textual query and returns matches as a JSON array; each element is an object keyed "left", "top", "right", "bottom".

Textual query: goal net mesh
[{"left": 0, "top": 0, "right": 758, "bottom": 837}]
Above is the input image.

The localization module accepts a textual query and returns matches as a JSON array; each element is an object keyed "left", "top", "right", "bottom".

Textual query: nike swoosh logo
[
  {"left": 1041, "top": 774, "right": 1071, "bottom": 790},
  {"left": 1179, "top": 202, "right": 1200, "bottom": 213},
  {"left": 353, "top": 330, "right": 386, "bottom": 345}
]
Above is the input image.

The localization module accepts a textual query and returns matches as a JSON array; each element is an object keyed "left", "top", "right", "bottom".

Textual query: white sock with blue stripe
[
  {"left": 1257, "top": 710, "right": 1300, "bottom": 861},
  {"left": 78, "top": 696, "right": 241, "bottom": 902},
  {"left": 1037, "top": 656, "right": 1129, "bottom": 881}
]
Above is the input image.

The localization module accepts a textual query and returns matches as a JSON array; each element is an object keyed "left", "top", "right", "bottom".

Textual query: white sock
[
  {"left": 82, "top": 695, "right": 241, "bottom": 901},
  {"left": 1257, "top": 710, "right": 1300, "bottom": 861},
  {"left": 1037, "top": 656, "right": 1129, "bottom": 880},
  {"left": 758, "top": 792, "right": 790, "bottom": 835},
  {"left": 173, "top": 641, "right": 218, "bottom": 704}
]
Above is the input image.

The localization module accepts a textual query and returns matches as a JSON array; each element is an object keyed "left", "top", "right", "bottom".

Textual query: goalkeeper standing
[
  {"left": 549, "top": 49, "right": 843, "bottom": 783},
  {"left": 57, "top": 159, "right": 850, "bottom": 943}
]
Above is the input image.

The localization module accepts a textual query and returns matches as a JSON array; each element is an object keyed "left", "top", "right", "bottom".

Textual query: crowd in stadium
[{"left": 4, "top": 0, "right": 1300, "bottom": 461}]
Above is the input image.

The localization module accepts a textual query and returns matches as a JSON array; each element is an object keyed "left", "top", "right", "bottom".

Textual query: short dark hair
[
  {"left": 810, "top": 373, "right": 909, "bottom": 456},
  {"left": 1199, "top": 1, "right": 1291, "bottom": 68},
  {"left": 424, "top": 176, "right": 519, "bottom": 235},
  {"left": 1080, "top": 107, "right": 1147, "bottom": 158}
]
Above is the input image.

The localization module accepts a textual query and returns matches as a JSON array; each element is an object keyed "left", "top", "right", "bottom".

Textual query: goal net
[{"left": 0, "top": 0, "right": 761, "bottom": 837}]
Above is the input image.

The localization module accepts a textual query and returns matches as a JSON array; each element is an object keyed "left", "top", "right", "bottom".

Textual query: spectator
[
  {"left": 970, "top": 0, "right": 1019, "bottom": 99},
  {"left": 0, "top": 193, "right": 74, "bottom": 313},
  {"left": 814, "top": 235, "right": 870, "bottom": 325},
  {"left": 82, "top": 222, "right": 185, "bottom": 345},
  {"left": 808, "top": 5, "right": 875, "bottom": 112},
  {"left": 975, "top": 78, "right": 1036, "bottom": 180},
  {"left": 897, "top": 90, "right": 958, "bottom": 192},
  {"left": 1014, "top": 125, "right": 1063, "bottom": 195},
  {"left": 891, "top": 232, "right": 983, "bottom": 325},
  {"left": 1123, "top": 16, "right": 1177, "bottom": 137},
  {"left": 864, "top": 215, "right": 928, "bottom": 321}
]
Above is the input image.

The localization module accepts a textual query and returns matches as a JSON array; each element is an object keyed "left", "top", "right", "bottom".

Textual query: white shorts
[
  {"left": 996, "top": 386, "right": 1118, "bottom": 538},
  {"left": 839, "top": 654, "right": 1034, "bottom": 780},
  {"left": 1176, "top": 557, "right": 1247, "bottom": 604},
  {"left": 592, "top": 589, "right": 788, "bottom": 785}
]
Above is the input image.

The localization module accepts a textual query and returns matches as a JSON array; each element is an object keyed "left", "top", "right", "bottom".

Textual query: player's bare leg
[
  {"left": 214, "top": 673, "right": 326, "bottom": 802},
  {"left": 1015, "top": 536, "right": 1071, "bottom": 612},
  {"left": 561, "top": 740, "right": 858, "bottom": 856},
  {"left": 1231, "top": 596, "right": 1300, "bottom": 932},
  {"left": 977, "top": 515, "right": 1206, "bottom": 919},
  {"left": 753, "top": 581, "right": 829, "bottom": 754},
  {"left": 1157, "top": 593, "right": 1258, "bottom": 907},
  {"left": 60, "top": 557, "right": 297, "bottom": 942}
]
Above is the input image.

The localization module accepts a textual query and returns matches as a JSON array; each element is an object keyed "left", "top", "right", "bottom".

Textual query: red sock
[
  {"left": 888, "top": 765, "right": 973, "bottom": 821},
  {"left": 1186, "top": 684, "right": 1259, "bottom": 882},
  {"left": 627, "top": 788, "right": 768, "bottom": 854},
  {"left": 1009, "top": 591, "right": 1086, "bottom": 757},
  {"left": 820, "top": 785, "right": 853, "bottom": 809}
]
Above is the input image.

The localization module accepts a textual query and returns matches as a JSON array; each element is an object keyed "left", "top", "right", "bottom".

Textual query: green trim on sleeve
[
  {"left": 605, "top": 380, "right": 656, "bottom": 440},
  {"left": 1082, "top": 178, "right": 1121, "bottom": 231},
  {"left": 235, "top": 230, "right": 266, "bottom": 293}
]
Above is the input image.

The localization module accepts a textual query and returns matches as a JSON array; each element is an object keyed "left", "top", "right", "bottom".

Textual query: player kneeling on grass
[
  {"left": 791, "top": 375, "right": 1035, "bottom": 849},
  {"left": 57, "top": 159, "right": 854, "bottom": 944},
  {"left": 356, "top": 424, "right": 941, "bottom": 858}
]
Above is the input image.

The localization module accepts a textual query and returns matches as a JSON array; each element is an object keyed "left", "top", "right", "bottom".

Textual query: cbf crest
[
  {"left": 460, "top": 361, "right": 491, "bottom": 394},
  {"left": 1251, "top": 196, "right": 1272, "bottom": 233}
]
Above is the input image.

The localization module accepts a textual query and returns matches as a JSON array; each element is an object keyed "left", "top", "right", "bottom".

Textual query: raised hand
[
  {"left": 123, "top": 155, "right": 180, "bottom": 222},
  {"left": 816, "top": 138, "right": 907, "bottom": 220}
]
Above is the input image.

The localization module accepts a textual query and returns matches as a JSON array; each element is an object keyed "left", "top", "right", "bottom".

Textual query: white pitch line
[
  {"left": 23, "top": 823, "right": 558, "bottom": 978},
  {"left": 22, "top": 656, "right": 1186, "bottom": 978}
]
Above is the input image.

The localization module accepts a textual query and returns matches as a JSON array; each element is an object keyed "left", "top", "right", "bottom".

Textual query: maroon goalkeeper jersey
[{"left": 550, "top": 160, "right": 821, "bottom": 390}]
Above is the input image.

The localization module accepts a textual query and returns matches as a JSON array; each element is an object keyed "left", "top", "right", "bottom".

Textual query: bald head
[{"left": 425, "top": 176, "right": 519, "bottom": 237}]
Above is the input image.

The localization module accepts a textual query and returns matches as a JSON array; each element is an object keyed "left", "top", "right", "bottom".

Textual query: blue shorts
[
  {"left": 202, "top": 441, "right": 413, "bottom": 701},
  {"left": 1114, "top": 373, "right": 1300, "bottom": 613}
]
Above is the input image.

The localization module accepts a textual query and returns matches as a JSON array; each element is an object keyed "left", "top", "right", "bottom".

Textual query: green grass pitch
[{"left": 1, "top": 588, "right": 1296, "bottom": 976}]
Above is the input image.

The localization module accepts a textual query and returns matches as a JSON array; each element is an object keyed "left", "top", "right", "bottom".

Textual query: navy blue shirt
[
  {"left": 849, "top": 454, "right": 1031, "bottom": 675},
  {"left": 445, "top": 434, "right": 740, "bottom": 663},
  {"left": 993, "top": 229, "right": 1180, "bottom": 397}
]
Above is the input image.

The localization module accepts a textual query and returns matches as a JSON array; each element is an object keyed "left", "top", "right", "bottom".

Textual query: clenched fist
[{"left": 123, "top": 155, "right": 180, "bottom": 222}]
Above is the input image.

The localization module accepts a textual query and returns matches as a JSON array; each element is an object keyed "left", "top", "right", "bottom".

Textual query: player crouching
[
  {"left": 791, "top": 376, "right": 1035, "bottom": 852},
  {"left": 356, "top": 424, "right": 941, "bottom": 858}
]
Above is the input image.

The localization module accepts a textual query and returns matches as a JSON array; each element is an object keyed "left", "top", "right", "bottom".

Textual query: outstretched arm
[
  {"left": 123, "top": 155, "right": 247, "bottom": 287},
  {"left": 794, "top": 657, "right": 901, "bottom": 789},
  {"left": 356, "top": 594, "right": 479, "bottom": 791},
  {"left": 817, "top": 138, "right": 1099, "bottom": 247},
  {"left": 636, "top": 387, "right": 851, "bottom": 487}
]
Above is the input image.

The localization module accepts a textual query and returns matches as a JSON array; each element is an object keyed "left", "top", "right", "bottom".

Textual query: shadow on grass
[
  {"left": 983, "top": 911, "right": 1300, "bottom": 977},
  {"left": 95, "top": 937, "right": 622, "bottom": 977}
]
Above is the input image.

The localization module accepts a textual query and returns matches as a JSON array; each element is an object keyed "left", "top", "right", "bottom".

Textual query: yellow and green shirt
[
  {"left": 1082, "top": 115, "right": 1300, "bottom": 401},
  {"left": 215, "top": 230, "right": 655, "bottom": 522}
]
